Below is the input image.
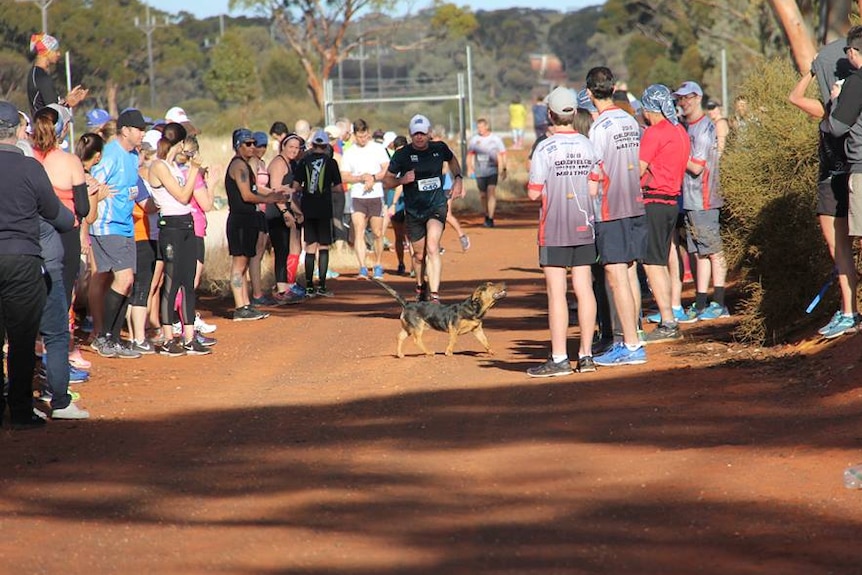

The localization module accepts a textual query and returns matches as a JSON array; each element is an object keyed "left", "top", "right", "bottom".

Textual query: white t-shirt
[{"left": 341, "top": 140, "right": 390, "bottom": 200}]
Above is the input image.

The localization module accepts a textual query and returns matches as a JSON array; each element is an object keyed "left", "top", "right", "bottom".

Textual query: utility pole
[
  {"left": 135, "top": 5, "right": 169, "bottom": 110},
  {"left": 16, "top": 0, "right": 53, "bottom": 34}
]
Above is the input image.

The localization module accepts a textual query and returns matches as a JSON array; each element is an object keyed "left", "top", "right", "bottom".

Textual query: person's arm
[
  {"left": 715, "top": 118, "right": 729, "bottom": 156},
  {"left": 789, "top": 71, "right": 825, "bottom": 119},
  {"left": 686, "top": 128, "right": 712, "bottom": 177},
  {"left": 497, "top": 144, "right": 508, "bottom": 181},
  {"left": 148, "top": 159, "right": 199, "bottom": 205},
  {"left": 192, "top": 171, "right": 214, "bottom": 212},
  {"left": 826, "top": 74, "right": 862, "bottom": 137},
  {"left": 229, "top": 158, "right": 285, "bottom": 203},
  {"left": 69, "top": 154, "right": 89, "bottom": 219},
  {"left": 466, "top": 140, "right": 476, "bottom": 177},
  {"left": 46, "top": 202, "right": 75, "bottom": 234},
  {"left": 382, "top": 152, "right": 413, "bottom": 190},
  {"left": 447, "top": 155, "right": 464, "bottom": 200}
]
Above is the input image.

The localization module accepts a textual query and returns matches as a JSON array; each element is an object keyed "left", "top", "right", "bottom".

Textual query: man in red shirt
[{"left": 638, "top": 84, "right": 691, "bottom": 344}]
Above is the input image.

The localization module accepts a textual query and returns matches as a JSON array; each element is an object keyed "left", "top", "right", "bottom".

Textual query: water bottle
[{"left": 844, "top": 464, "right": 862, "bottom": 489}]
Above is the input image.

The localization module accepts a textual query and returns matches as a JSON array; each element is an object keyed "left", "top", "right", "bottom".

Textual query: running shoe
[
  {"left": 526, "top": 357, "right": 573, "bottom": 378},
  {"left": 372, "top": 265, "right": 384, "bottom": 279},
  {"left": 131, "top": 340, "right": 156, "bottom": 355},
  {"left": 68, "top": 349, "right": 91, "bottom": 370},
  {"left": 415, "top": 284, "right": 428, "bottom": 302},
  {"left": 397, "top": 263, "right": 406, "bottom": 275},
  {"left": 91, "top": 335, "right": 114, "bottom": 357},
  {"left": 251, "top": 294, "right": 278, "bottom": 307},
  {"left": 821, "top": 314, "right": 858, "bottom": 339},
  {"left": 592, "top": 336, "right": 615, "bottom": 356},
  {"left": 459, "top": 234, "right": 471, "bottom": 251},
  {"left": 194, "top": 313, "right": 217, "bottom": 334},
  {"left": 183, "top": 337, "right": 213, "bottom": 356},
  {"left": 594, "top": 342, "right": 647, "bottom": 366},
  {"left": 51, "top": 402, "right": 90, "bottom": 420},
  {"left": 305, "top": 286, "right": 317, "bottom": 299},
  {"left": 233, "top": 305, "right": 267, "bottom": 321},
  {"left": 577, "top": 356, "right": 597, "bottom": 373},
  {"left": 289, "top": 283, "right": 307, "bottom": 297},
  {"left": 646, "top": 307, "right": 689, "bottom": 324},
  {"left": 316, "top": 286, "right": 334, "bottom": 298},
  {"left": 818, "top": 310, "right": 843, "bottom": 336},
  {"left": 677, "top": 304, "right": 701, "bottom": 324},
  {"left": 696, "top": 302, "right": 731, "bottom": 321},
  {"left": 273, "top": 290, "right": 304, "bottom": 305},
  {"left": 483, "top": 216, "right": 495, "bottom": 228},
  {"left": 195, "top": 332, "right": 217, "bottom": 347},
  {"left": 69, "top": 366, "right": 90, "bottom": 384},
  {"left": 358, "top": 266, "right": 369, "bottom": 279},
  {"left": 39, "top": 390, "right": 82, "bottom": 404},
  {"left": 160, "top": 337, "right": 187, "bottom": 357},
  {"left": 643, "top": 323, "right": 682, "bottom": 344},
  {"left": 113, "top": 341, "right": 142, "bottom": 359}
]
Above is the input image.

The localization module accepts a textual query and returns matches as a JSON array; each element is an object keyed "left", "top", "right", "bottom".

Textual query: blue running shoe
[
  {"left": 594, "top": 342, "right": 647, "bottom": 366},
  {"left": 818, "top": 310, "right": 843, "bottom": 336},
  {"left": 822, "top": 314, "right": 858, "bottom": 339},
  {"left": 69, "top": 365, "right": 90, "bottom": 384},
  {"left": 697, "top": 301, "right": 730, "bottom": 321},
  {"left": 677, "top": 304, "right": 700, "bottom": 324},
  {"left": 646, "top": 307, "right": 688, "bottom": 324}
]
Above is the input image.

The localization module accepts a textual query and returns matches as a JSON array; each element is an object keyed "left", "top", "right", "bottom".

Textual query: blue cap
[
  {"left": 0, "top": 100, "right": 19, "bottom": 129},
  {"left": 576, "top": 89, "right": 597, "bottom": 113},
  {"left": 86, "top": 108, "right": 111, "bottom": 128},
  {"left": 311, "top": 128, "right": 328, "bottom": 145},
  {"left": 252, "top": 131, "right": 268, "bottom": 147},
  {"left": 232, "top": 128, "right": 254, "bottom": 149}
]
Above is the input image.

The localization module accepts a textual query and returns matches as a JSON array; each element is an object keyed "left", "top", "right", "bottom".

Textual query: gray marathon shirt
[
  {"left": 588, "top": 107, "right": 644, "bottom": 222},
  {"left": 468, "top": 133, "right": 506, "bottom": 177},
  {"left": 682, "top": 116, "right": 723, "bottom": 211}
]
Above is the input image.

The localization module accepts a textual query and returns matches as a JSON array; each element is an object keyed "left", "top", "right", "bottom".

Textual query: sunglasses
[
  {"left": 181, "top": 149, "right": 197, "bottom": 157},
  {"left": 845, "top": 46, "right": 859, "bottom": 54},
  {"left": 242, "top": 141, "right": 256, "bottom": 147}
]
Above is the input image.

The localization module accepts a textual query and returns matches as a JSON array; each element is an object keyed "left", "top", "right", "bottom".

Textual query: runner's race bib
[
  {"left": 129, "top": 185, "right": 139, "bottom": 200},
  {"left": 417, "top": 176, "right": 441, "bottom": 192}
]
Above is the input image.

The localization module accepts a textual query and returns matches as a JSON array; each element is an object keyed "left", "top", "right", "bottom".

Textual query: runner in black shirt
[
  {"left": 26, "top": 33, "right": 87, "bottom": 115},
  {"left": 383, "top": 114, "right": 464, "bottom": 303}
]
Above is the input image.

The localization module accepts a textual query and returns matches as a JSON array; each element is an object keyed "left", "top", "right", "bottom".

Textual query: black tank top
[{"left": 225, "top": 157, "right": 257, "bottom": 215}]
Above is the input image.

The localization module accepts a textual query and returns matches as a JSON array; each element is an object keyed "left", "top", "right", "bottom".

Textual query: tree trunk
[
  {"left": 769, "top": 0, "right": 817, "bottom": 72},
  {"left": 106, "top": 79, "right": 118, "bottom": 118}
]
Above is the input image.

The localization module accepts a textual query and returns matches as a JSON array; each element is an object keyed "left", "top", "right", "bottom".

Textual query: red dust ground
[{"left": 2, "top": 200, "right": 862, "bottom": 575}]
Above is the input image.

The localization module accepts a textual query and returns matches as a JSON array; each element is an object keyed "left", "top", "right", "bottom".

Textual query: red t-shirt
[{"left": 639, "top": 119, "right": 690, "bottom": 205}]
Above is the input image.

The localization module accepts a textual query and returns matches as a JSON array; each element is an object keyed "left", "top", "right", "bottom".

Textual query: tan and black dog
[{"left": 373, "top": 279, "right": 507, "bottom": 357}]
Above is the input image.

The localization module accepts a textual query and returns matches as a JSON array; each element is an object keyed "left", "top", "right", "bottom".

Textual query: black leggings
[
  {"left": 267, "top": 216, "right": 290, "bottom": 284},
  {"left": 59, "top": 227, "right": 80, "bottom": 310},
  {"left": 158, "top": 215, "right": 196, "bottom": 327}
]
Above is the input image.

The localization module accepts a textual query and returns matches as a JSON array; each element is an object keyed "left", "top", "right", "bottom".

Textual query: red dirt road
[{"left": 2, "top": 201, "right": 862, "bottom": 575}]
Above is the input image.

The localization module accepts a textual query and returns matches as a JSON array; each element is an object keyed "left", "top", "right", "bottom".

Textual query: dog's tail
[{"left": 371, "top": 278, "right": 408, "bottom": 308}]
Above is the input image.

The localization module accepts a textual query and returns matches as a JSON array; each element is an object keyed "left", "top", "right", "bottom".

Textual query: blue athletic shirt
[{"left": 90, "top": 140, "right": 141, "bottom": 237}]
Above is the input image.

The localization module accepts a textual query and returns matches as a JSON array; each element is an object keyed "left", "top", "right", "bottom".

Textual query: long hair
[
  {"left": 156, "top": 122, "right": 187, "bottom": 160},
  {"left": 31, "top": 107, "right": 59, "bottom": 153}
]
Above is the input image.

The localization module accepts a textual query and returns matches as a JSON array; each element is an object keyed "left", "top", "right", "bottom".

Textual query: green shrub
[{"left": 721, "top": 58, "right": 832, "bottom": 344}]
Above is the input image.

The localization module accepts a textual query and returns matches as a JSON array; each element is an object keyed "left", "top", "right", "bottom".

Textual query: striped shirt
[
  {"left": 589, "top": 107, "right": 644, "bottom": 222},
  {"left": 528, "top": 129, "right": 599, "bottom": 247}
]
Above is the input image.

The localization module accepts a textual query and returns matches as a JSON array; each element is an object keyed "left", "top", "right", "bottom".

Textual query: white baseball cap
[{"left": 165, "top": 106, "right": 190, "bottom": 123}]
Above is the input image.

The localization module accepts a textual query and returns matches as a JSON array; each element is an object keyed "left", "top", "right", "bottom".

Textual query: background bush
[{"left": 721, "top": 58, "right": 833, "bottom": 344}]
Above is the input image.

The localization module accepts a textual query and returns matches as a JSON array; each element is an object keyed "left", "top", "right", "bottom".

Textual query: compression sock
[
  {"left": 103, "top": 289, "right": 125, "bottom": 342},
  {"left": 317, "top": 250, "right": 330, "bottom": 287},
  {"left": 286, "top": 254, "right": 299, "bottom": 284},
  {"left": 713, "top": 286, "right": 726, "bottom": 307},
  {"left": 695, "top": 291, "right": 708, "bottom": 311},
  {"left": 305, "top": 253, "right": 316, "bottom": 287}
]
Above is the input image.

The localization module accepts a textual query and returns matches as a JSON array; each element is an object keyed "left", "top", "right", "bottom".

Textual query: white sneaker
[
  {"left": 52, "top": 402, "right": 90, "bottom": 420},
  {"left": 194, "top": 313, "right": 217, "bottom": 334}
]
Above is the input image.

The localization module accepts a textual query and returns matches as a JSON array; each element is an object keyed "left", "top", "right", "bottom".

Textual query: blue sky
[{"left": 147, "top": 0, "right": 601, "bottom": 20}]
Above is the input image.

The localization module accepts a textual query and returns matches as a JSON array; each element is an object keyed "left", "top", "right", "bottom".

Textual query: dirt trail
[{"left": 2, "top": 201, "right": 862, "bottom": 575}]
